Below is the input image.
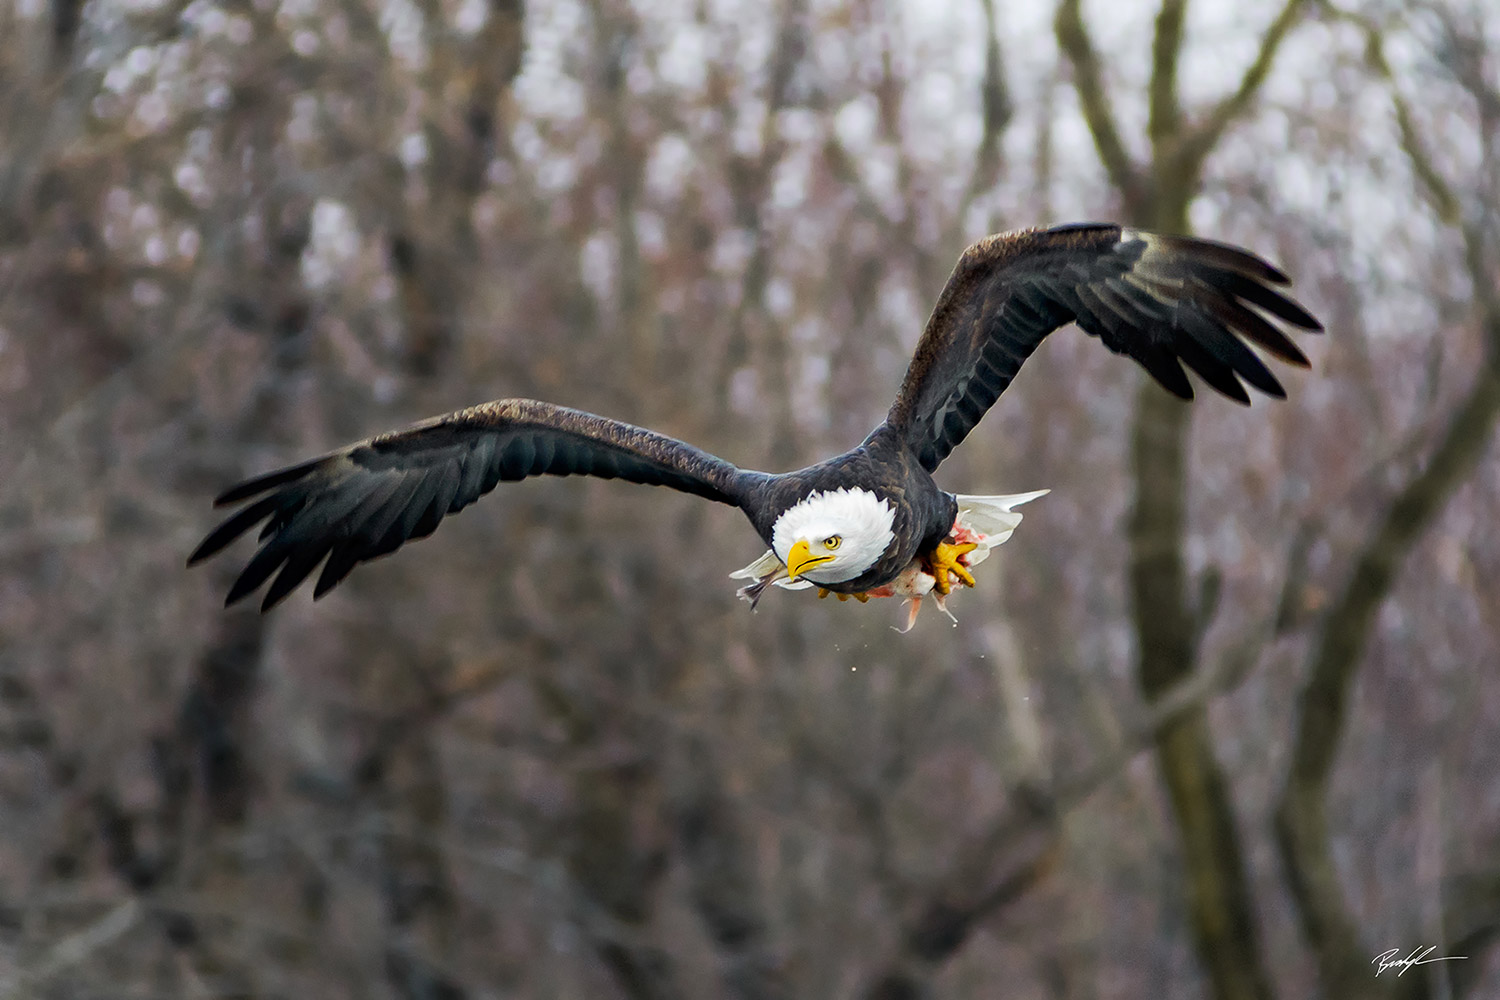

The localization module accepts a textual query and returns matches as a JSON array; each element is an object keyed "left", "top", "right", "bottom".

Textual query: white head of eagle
[{"left": 770, "top": 487, "right": 896, "bottom": 585}]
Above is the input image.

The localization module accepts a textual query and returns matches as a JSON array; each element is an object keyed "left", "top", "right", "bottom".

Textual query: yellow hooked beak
[{"left": 786, "top": 539, "right": 836, "bottom": 581}]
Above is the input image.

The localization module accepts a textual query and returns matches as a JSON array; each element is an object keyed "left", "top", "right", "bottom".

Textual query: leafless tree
[{"left": 1, "top": 0, "right": 1498, "bottom": 998}]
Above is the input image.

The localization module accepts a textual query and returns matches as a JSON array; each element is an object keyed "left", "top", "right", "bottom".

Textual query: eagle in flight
[{"left": 191, "top": 224, "right": 1321, "bottom": 629}]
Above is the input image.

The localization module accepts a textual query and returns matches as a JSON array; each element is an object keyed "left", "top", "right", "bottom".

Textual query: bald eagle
[{"left": 191, "top": 224, "right": 1321, "bottom": 628}]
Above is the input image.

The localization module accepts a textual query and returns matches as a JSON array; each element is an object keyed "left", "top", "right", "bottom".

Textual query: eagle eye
[{"left": 823, "top": 535, "right": 842, "bottom": 550}]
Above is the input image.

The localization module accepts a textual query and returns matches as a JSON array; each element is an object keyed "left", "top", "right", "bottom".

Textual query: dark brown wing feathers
[
  {"left": 190, "top": 399, "right": 750, "bottom": 610},
  {"left": 888, "top": 223, "right": 1322, "bottom": 471}
]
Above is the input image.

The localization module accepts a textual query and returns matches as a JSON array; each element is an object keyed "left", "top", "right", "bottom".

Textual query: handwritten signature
[{"left": 1373, "top": 947, "right": 1467, "bottom": 977}]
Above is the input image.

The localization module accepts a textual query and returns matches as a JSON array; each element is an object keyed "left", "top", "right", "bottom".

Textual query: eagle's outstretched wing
[
  {"left": 189, "top": 399, "right": 753, "bottom": 610},
  {"left": 885, "top": 223, "right": 1323, "bottom": 472}
]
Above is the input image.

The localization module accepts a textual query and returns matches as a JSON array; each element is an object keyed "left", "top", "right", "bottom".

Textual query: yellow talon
[
  {"left": 928, "top": 541, "right": 979, "bottom": 595},
  {"left": 818, "top": 588, "right": 831, "bottom": 599},
  {"left": 821, "top": 589, "right": 872, "bottom": 603}
]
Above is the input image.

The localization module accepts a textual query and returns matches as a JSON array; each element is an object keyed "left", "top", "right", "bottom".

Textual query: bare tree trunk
[
  {"left": 1056, "top": 1, "right": 1312, "bottom": 996},
  {"left": 1129, "top": 382, "right": 1274, "bottom": 1000}
]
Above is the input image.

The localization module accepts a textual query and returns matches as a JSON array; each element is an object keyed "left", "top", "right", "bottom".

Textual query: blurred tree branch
[
  {"left": 1275, "top": 12, "right": 1500, "bottom": 997},
  {"left": 1147, "top": 0, "right": 1187, "bottom": 154},
  {"left": 857, "top": 614, "right": 1272, "bottom": 1000},
  {"left": 1053, "top": 0, "right": 1146, "bottom": 214},
  {"left": 1057, "top": 2, "right": 1315, "bottom": 998},
  {"left": 0, "top": 899, "right": 142, "bottom": 1000},
  {"left": 1176, "top": 0, "right": 1307, "bottom": 183},
  {"left": 719, "top": 0, "right": 807, "bottom": 465},
  {"left": 946, "top": 0, "right": 1013, "bottom": 243}
]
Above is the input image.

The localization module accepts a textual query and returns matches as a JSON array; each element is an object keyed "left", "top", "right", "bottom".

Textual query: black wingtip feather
[
  {"left": 261, "top": 542, "right": 335, "bottom": 612},
  {"left": 1215, "top": 271, "right": 1322, "bottom": 331},
  {"left": 215, "top": 457, "right": 327, "bottom": 506},
  {"left": 1180, "top": 301, "right": 1287, "bottom": 398},
  {"left": 1202, "top": 294, "right": 1312, "bottom": 368},
  {"left": 1175, "top": 336, "right": 1253, "bottom": 405},
  {"left": 188, "top": 495, "right": 281, "bottom": 566},
  {"left": 225, "top": 557, "right": 280, "bottom": 607},
  {"left": 313, "top": 541, "right": 362, "bottom": 599},
  {"left": 1156, "top": 233, "right": 1291, "bottom": 285},
  {"left": 1137, "top": 349, "right": 1195, "bottom": 400}
]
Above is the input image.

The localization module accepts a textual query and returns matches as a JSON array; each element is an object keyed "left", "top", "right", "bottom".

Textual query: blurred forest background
[{"left": 3, "top": 0, "right": 1500, "bottom": 997}]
